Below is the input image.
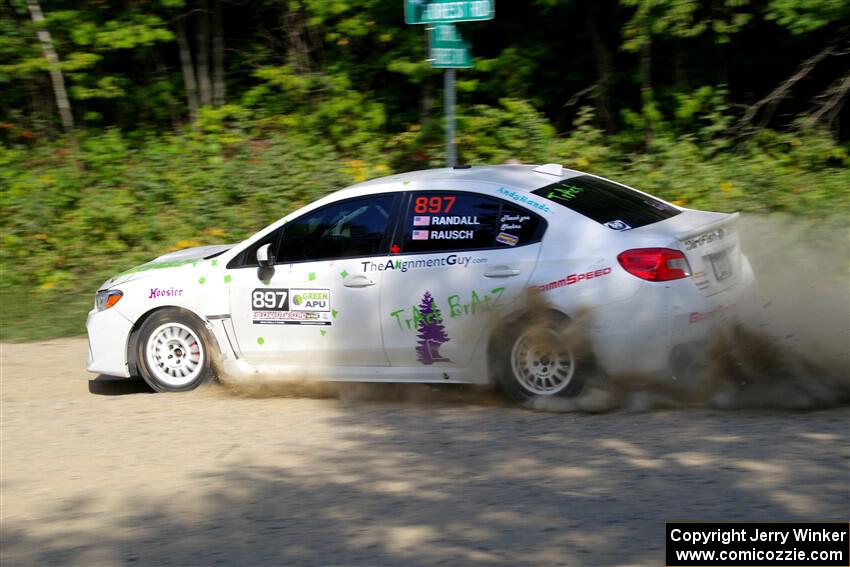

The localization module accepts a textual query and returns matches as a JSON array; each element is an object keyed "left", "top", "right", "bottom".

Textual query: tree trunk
[
  {"left": 212, "top": 0, "right": 225, "bottom": 106},
  {"left": 154, "top": 53, "right": 183, "bottom": 132},
  {"left": 586, "top": 6, "right": 616, "bottom": 132},
  {"left": 420, "top": 78, "right": 434, "bottom": 126},
  {"left": 176, "top": 16, "right": 199, "bottom": 122},
  {"left": 26, "top": 0, "right": 74, "bottom": 134},
  {"left": 196, "top": 1, "right": 212, "bottom": 106},
  {"left": 639, "top": 35, "right": 654, "bottom": 147}
]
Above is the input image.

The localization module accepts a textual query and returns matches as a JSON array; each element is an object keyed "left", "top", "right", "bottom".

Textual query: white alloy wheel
[
  {"left": 144, "top": 322, "right": 205, "bottom": 388},
  {"left": 510, "top": 328, "right": 576, "bottom": 396}
]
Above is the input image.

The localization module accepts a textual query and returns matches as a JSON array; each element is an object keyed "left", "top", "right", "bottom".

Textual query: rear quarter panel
[{"left": 525, "top": 211, "right": 644, "bottom": 313}]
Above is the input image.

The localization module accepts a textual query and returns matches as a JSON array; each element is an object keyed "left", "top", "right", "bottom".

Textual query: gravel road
[{"left": 1, "top": 338, "right": 848, "bottom": 566}]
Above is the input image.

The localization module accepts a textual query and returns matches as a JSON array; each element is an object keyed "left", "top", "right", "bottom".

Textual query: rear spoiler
[{"left": 674, "top": 212, "right": 739, "bottom": 241}]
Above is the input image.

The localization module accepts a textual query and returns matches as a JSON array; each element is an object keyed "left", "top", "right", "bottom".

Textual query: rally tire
[
  {"left": 491, "top": 312, "right": 587, "bottom": 402},
  {"left": 136, "top": 310, "right": 215, "bottom": 392}
]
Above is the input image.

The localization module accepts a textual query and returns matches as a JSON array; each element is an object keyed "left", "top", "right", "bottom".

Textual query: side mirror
[{"left": 256, "top": 243, "right": 274, "bottom": 268}]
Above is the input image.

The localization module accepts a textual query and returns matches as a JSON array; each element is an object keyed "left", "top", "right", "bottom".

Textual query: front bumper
[{"left": 86, "top": 306, "right": 134, "bottom": 378}]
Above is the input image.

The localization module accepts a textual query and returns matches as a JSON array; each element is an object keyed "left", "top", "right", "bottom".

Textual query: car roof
[{"left": 342, "top": 164, "right": 585, "bottom": 194}]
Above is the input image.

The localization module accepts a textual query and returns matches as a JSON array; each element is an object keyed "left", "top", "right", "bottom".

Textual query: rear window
[{"left": 531, "top": 175, "right": 681, "bottom": 230}]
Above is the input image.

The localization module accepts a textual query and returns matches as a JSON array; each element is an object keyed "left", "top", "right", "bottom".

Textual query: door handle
[
  {"left": 484, "top": 267, "right": 521, "bottom": 278},
  {"left": 343, "top": 275, "right": 376, "bottom": 288}
]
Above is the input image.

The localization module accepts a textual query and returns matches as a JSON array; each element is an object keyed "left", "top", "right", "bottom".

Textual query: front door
[{"left": 227, "top": 193, "right": 400, "bottom": 367}]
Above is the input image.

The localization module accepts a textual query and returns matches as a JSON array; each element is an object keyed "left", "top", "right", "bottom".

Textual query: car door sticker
[
  {"left": 251, "top": 288, "right": 332, "bottom": 326},
  {"left": 411, "top": 215, "right": 480, "bottom": 241},
  {"left": 499, "top": 212, "right": 531, "bottom": 231},
  {"left": 361, "top": 254, "right": 487, "bottom": 273},
  {"left": 495, "top": 232, "right": 519, "bottom": 246},
  {"left": 414, "top": 291, "right": 452, "bottom": 365},
  {"left": 389, "top": 286, "right": 505, "bottom": 330},
  {"left": 413, "top": 195, "right": 456, "bottom": 214},
  {"left": 409, "top": 195, "right": 486, "bottom": 241}
]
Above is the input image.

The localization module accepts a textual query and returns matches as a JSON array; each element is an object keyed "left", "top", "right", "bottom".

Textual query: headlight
[{"left": 95, "top": 289, "right": 123, "bottom": 311}]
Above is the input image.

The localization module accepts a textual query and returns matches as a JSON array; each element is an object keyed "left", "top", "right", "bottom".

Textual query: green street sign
[
  {"left": 428, "top": 23, "right": 473, "bottom": 68},
  {"left": 405, "top": 0, "right": 494, "bottom": 24}
]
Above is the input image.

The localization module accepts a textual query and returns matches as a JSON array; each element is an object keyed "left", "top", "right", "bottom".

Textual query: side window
[
  {"left": 276, "top": 194, "right": 397, "bottom": 263},
  {"left": 401, "top": 192, "right": 545, "bottom": 253}
]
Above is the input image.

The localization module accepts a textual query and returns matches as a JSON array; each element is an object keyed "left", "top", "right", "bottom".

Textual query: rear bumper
[
  {"left": 86, "top": 307, "right": 134, "bottom": 378},
  {"left": 589, "top": 256, "right": 759, "bottom": 378}
]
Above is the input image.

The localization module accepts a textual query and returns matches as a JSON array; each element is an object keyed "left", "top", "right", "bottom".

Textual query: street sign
[
  {"left": 428, "top": 23, "right": 472, "bottom": 68},
  {"left": 405, "top": 0, "right": 494, "bottom": 24}
]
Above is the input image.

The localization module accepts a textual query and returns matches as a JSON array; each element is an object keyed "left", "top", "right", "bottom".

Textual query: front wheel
[
  {"left": 136, "top": 311, "right": 215, "bottom": 392},
  {"left": 491, "top": 313, "right": 588, "bottom": 402}
]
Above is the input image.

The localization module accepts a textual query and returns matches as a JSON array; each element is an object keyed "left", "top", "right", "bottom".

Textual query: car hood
[
  {"left": 99, "top": 244, "right": 235, "bottom": 290},
  {"left": 150, "top": 244, "right": 234, "bottom": 263}
]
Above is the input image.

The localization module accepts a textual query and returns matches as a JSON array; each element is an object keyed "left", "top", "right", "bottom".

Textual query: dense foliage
[{"left": 1, "top": 0, "right": 848, "bottom": 339}]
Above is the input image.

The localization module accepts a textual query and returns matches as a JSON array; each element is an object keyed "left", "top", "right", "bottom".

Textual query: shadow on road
[
  {"left": 88, "top": 375, "right": 153, "bottom": 395},
  {"left": 3, "top": 403, "right": 848, "bottom": 566}
]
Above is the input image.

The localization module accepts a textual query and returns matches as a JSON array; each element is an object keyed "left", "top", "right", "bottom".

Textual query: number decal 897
[
  {"left": 414, "top": 195, "right": 456, "bottom": 214},
  {"left": 251, "top": 289, "right": 289, "bottom": 310}
]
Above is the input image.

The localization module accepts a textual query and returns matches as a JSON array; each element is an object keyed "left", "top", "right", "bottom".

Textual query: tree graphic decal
[{"left": 415, "top": 291, "right": 452, "bottom": 365}]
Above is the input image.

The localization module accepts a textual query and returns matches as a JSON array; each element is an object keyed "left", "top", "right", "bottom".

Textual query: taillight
[{"left": 617, "top": 248, "right": 692, "bottom": 281}]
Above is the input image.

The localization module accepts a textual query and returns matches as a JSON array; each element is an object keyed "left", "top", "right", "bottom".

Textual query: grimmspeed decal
[
  {"left": 529, "top": 268, "right": 612, "bottom": 293},
  {"left": 251, "top": 288, "right": 332, "bottom": 326}
]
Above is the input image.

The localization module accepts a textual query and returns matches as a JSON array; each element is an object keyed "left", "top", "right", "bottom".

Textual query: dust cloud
[
  {"left": 213, "top": 214, "right": 849, "bottom": 413},
  {"left": 210, "top": 288, "right": 510, "bottom": 406},
  {"left": 529, "top": 214, "right": 850, "bottom": 413},
  {"left": 214, "top": 370, "right": 504, "bottom": 406}
]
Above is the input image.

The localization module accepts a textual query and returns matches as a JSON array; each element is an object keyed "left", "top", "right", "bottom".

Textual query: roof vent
[{"left": 533, "top": 163, "right": 564, "bottom": 176}]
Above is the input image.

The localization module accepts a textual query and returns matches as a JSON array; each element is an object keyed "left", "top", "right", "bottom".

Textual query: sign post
[
  {"left": 444, "top": 68, "right": 456, "bottom": 167},
  {"left": 405, "top": 0, "right": 494, "bottom": 167},
  {"left": 429, "top": 23, "right": 470, "bottom": 167}
]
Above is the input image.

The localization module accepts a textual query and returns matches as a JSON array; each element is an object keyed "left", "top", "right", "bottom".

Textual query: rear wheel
[
  {"left": 136, "top": 311, "right": 214, "bottom": 392},
  {"left": 492, "top": 313, "right": 587, "bottom": 402}
]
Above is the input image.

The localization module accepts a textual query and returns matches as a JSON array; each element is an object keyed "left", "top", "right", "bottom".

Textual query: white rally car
[{"left": 87, "top": 164, "right": 757, "bottom": 399}]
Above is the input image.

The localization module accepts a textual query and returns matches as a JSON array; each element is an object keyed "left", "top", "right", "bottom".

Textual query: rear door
[{"left": 379, "top": 188, "right": 546, "bottom": 369}]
